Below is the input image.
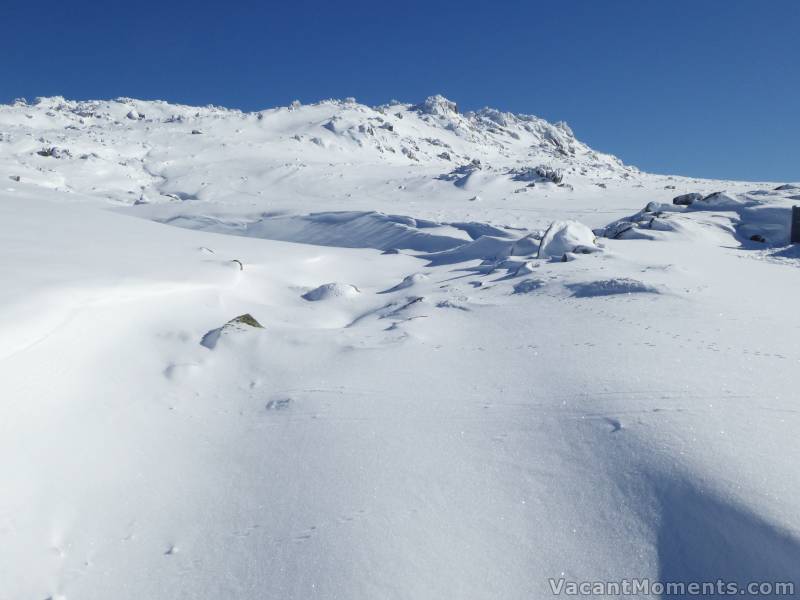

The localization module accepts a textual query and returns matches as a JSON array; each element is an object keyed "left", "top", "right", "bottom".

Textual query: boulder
[
  {"left": 537, "top": 220, "right": 598, "bottom": 260},
  {"left": 672, "top": 193, "right": 703, "bottom": 206},
  {"left": 201, "top": 314, "right": 263, "bottom": 349}
]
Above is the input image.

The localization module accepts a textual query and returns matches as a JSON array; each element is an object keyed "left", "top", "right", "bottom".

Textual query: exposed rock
[
  {"left": 201, "top": 313, "right": 264, "bottom": 349},
  {"left": 673, "top": 193, "right": 703, "bottom": 206},
  {"left": 508, "top": 165, "right": 564, "bottom": 185},
  {"left": 36, "top": 146, "right": 71, "bottom": 159},
  {"left": 537, "top": 220, "right": 599, "bottom": 260}
]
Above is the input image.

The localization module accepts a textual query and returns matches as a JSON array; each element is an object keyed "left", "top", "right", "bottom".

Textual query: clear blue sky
[{"left": 2, "top": 0, "right": 797, "bottom": 181}]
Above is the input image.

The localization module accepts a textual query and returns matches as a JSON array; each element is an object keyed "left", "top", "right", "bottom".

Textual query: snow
[
  {"left": 537, "top": 219, "right": 599, "bottom": 260},
  {"left": 1, "top": 95, "right": 799, "bottom": 599}
]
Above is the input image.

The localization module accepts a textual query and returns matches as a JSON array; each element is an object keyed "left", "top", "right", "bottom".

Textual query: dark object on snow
[
  {"left": 509, "top": 165, "right": 563, "bottom": 185},
  {"left": 673, "top": 193, "right": 703, "bottom": 206},
  {"left": 38, "top": 146, "right": 71, "bottom": 159},
  {"left": 791, "top": 206, "right": 800, "bottom": 244},
  {"left": 231, "top": 259, "right": 243, "bottom": 270},
  {"left": 9, "top": 175, "right": 20, "bottom": 182},
  {"left": 229, "top": 313, "right": 263, "bottom": 328},
  {"left": 382, "top": 248, "right": 400, "bottom": 255},
  {"left": 201, "top": 313, "right": 263, "bottom": 349},
  {"left": 750, "top": 234, "right": 766, "bottom": 243},
  {"left": 191, "top": 129, "right": 203, "bottom": 135}
]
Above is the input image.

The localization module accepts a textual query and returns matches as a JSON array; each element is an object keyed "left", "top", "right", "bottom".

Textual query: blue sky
[{"left": 2, "top": 0, "right": 797, "bottom": 180}]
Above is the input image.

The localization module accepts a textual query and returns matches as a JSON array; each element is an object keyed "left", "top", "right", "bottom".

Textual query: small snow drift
[
  {"left": 513, "top": 279, "right": 545, "bottom": 294},
  {"left": 381, "top": 273, "right": 428, "bottom": 293},
  {"left": 693, "top": 191, "right": 743, "bottom": 209},
  {"left": 165, "top": 211, "right": 469, "bottom": 253},
  {"left": 301, "top": 282, "right": 360, "bottom": 301},
  {"left": 201, "top": 313, "right": 264, "bottom": 349},
  {"left": 537, "top": 220, "right": 598, "bottom": 259},
  {"left": 567, "top": 278, "right": 660, "bottom": 298}
]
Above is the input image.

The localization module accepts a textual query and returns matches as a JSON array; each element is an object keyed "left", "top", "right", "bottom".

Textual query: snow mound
[
  {"left": 693, "top": 191, "right": 743, "bottom": 209},
  {"left": 382, "top": 273, "right": 428, "bottom": 293},
  {"left": 537, "top": 220, "right": 598, "bottom": 259},
  {"left": 302, "top": 282, "right": 361, "bottom": 301}
]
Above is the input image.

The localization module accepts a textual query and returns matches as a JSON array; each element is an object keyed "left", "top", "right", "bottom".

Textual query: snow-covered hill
[{"left": 1, "top": 96, "right": 799, "bottom": 599}]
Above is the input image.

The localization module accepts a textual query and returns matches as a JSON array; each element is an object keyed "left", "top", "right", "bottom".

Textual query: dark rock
[
  {"left": 200, "top": 313, "right": 263, "bottom": 349},
  {"left": 228, "top": 313, "right": 263, "bottom": 328},
  {"left": 37, "top": 146, "right": 71, "bottom": 159},
  {"left": 672, "top": 192, "right": 703, "bottom": 206},
  {"left": 750, "top": 234, "right": 766, "bottom": 243}
]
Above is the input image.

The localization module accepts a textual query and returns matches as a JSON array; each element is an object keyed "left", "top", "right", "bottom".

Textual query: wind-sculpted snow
[
  {"left": 161, "top": 211, "right": 472, "bottom": 252},
  {"left": 567, "top": 277, "right": 661, "bottom": 297},
  {"left": 1, "top": 96, "right": 799, "bottom": 600}
]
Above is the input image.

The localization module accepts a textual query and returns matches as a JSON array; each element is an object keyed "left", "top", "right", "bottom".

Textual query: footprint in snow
[{"left": 163, "top": 363, "right": 201, "bottom": 381}]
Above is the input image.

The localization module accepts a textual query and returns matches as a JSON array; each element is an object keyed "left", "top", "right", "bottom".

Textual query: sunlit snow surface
[{"left": 1, "top": 96, "right": 799, "bottom": 599}]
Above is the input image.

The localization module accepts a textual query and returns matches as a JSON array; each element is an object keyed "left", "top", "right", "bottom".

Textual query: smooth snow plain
[{"left": 0, "top": 95, "right": 799, "bottom": 599}]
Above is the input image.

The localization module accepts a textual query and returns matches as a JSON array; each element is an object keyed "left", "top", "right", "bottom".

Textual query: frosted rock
[{"left": 537, "top": 220, "right": 598, "bottom": 260}]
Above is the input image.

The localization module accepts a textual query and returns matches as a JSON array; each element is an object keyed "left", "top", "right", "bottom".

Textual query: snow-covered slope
[{"left": 1, "top": 96, "right": 799, "bottom": 599}]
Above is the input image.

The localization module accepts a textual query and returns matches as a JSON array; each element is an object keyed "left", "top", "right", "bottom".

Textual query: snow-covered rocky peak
[
  {"left": 411, "top": 94, "right": 460, "bottom": 116},
  {"left": 1, "top": 94, "right": 628, "bottom": 168},
  {"left": 0, "top": 93, "right": 639, "bottom": 214}
]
